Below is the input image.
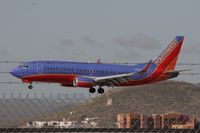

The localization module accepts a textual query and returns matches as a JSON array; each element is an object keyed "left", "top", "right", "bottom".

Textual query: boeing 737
[{"left": 10, "top": 36, "right": 187, "bottom": 94}]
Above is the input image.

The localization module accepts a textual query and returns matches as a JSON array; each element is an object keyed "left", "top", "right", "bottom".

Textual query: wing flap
[
  {"left": 81, "top": 60, "right": 153, "bottom": 86},
  {"left": 94, "top": 73, "right": 134, "bottom": 82},
  {"left": 100, "top": 76, "right": 131, "bottom": 84},
  {"left": 82, "top": 72, "right": 134, "bottom": 85}
]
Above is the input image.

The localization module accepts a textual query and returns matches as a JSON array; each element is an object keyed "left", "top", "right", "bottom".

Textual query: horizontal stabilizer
[{"left": 164, "top": 69, "right": 192, "bottom": 74}]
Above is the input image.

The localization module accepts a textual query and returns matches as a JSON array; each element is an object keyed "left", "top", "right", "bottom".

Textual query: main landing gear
[
  {"left": 89, "top": 88, "right": 96, "bottom": 93},
  {"left": 28, "top": 84, "right": 33, "bottom": 89},
  {"left": 97, "top": 87, "right": 104, "bottom": 94},
  {"left": 89, "top": 87, "right": 104, "bottom": 94}
]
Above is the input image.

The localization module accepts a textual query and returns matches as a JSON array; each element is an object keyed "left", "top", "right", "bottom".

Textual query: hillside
[
  {"left": 47, "top": 80, "right": 200, "bottom": 128},
  {"left": 0, "top": 98, "right": 73, "bottom": 128},
  {"left": 196, "top": 83, "right": 200, "bottom": 87}
]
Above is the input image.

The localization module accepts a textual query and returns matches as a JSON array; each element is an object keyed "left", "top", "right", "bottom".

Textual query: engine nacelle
[{"left": 73, "top": 76, "right": 95, "bottom": 88}]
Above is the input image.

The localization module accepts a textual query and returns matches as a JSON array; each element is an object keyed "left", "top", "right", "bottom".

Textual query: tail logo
[{"left": 154, "top": 39, "right": 179, "bottom": 66}]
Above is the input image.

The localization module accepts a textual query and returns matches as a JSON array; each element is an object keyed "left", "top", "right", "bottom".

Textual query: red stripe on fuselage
[
  {"left": 22, "top": 74, "right": 77, "bottom": 83},
  {"left": 22, "top": 74, "right": 94, "bottom": 88}
]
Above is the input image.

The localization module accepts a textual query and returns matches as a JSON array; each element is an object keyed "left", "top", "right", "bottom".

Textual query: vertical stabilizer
[{"left": 153, "top": 36, "right": 184, "bottom": 70}]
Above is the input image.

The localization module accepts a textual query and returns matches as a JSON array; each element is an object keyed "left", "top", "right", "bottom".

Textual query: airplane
[{"left": 10, "top": 36, "right": 187, "bottom": 94}]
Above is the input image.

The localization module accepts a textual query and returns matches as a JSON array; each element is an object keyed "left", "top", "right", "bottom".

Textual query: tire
[
  {"left": 98, "top": 88, "right": 104, "bottom": 94},
  {"left": 28, "top": 85, "right": 33, "bottom": 89},
  {"left": 89, "top": 88, "right": 96, "bottom": 93}
]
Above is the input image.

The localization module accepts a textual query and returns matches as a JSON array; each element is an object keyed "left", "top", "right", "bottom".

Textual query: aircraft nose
[{"left": 10, "top": 67, "right": 19, "bottom": 77}]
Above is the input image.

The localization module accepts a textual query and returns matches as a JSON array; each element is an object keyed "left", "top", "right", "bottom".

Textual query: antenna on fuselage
[{"left": 96, "top": 59, "right": 101, "bottom": 64}]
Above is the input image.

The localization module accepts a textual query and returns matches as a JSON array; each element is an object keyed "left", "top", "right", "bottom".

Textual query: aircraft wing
[
  {"left": 82, "top": 60, "right": 152, "bottom": 85},
  {"left": 94, "top": 72, "right": 134, "bottom": 84},
  {"left": 82, "top": 72, "right": 134, "bottom": 85}
]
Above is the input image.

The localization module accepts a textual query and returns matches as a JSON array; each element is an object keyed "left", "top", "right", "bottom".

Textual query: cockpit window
[{"left": 19, "top": 64, "right": 29, "bottom": 68}]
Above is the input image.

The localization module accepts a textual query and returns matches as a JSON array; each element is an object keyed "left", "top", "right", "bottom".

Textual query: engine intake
[{"left": 73, "top": 76, "right": 95, "bottom": 88}]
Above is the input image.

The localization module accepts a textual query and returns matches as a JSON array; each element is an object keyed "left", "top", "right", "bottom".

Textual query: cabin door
[
  {"left": 89, "top": 69, "right": 94, "bottom": 76},
  {"left": 37, "top": 63, "right": 43, "bottom": 73}
]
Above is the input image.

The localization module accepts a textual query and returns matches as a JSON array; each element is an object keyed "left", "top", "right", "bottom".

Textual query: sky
[{"left": 0, "top": 0, "right": 199, "bottom": 96}]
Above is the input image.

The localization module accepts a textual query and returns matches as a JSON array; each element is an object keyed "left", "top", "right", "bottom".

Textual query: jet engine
[{"left": 73, "top": 76, "right": 95, "bottom": 87}]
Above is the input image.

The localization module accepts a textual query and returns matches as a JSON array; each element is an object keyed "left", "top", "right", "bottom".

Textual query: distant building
[
  {"left": 26, "top": 118, "right": 77, "bottom": 128},
  {"left": 81, "top": 117, "right": 99, "bottom": 127},
  {"left": 161, "top": 112, "right": 190, "bottom": 129},
  {"left": 140, "top": 114, "right": 148, "bottom": 128},
  {"left": 172, "top": 118, "right": 197, "bottom": 129},
  {"left": 117, "top": 113, "right": 140, "bottom": 129},
  {"left": 29, "top": 121, "right": 46, "bottom": 128},
  {"left": 117, "top": 112, "right": 197, "bottom": 129},
  {"left": 117, "top": 113, "right": 129, "bottom": 128},
  {"left": 26, "top": 117, "right": 99, "bottom": 128},
  {"left": 151, "top": 114, "right": 161, "bottom": 129}
]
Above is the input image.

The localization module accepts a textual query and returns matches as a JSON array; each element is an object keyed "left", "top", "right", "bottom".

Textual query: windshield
[{"left": 19, "top": 64, "right": 29, "bottom": 68}]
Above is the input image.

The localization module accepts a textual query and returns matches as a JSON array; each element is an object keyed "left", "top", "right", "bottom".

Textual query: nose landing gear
[{"left": 28, "top": 84, "right": 33, "bottom": 89}]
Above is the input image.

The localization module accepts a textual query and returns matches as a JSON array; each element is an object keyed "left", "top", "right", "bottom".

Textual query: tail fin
[{"left": 153, "top": 36, "right": 184, "bottom": 70}]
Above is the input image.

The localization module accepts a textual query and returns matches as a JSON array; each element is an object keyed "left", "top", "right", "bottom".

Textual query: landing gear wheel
[
  {"left": 28, "top": 84, "right": 33, "bottom": 89},
  {"left": 89, "top": 88, "right": 96, "bottom": 93},
  {"left": 98, "top": 87, "right": 104, "bottom": 94}
]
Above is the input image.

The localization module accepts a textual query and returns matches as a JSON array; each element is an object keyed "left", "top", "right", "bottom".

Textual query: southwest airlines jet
[{"left": 10, "top": 36, "right": 186, "bottom": 94}]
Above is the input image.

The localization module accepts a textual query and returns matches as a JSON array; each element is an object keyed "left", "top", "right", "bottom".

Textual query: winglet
[
  {"left": 96, "top": 59, "right": 101, "bottom": 64},
  {"left": 139, "top": 60, "right": 152, "bottom": 73}
]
